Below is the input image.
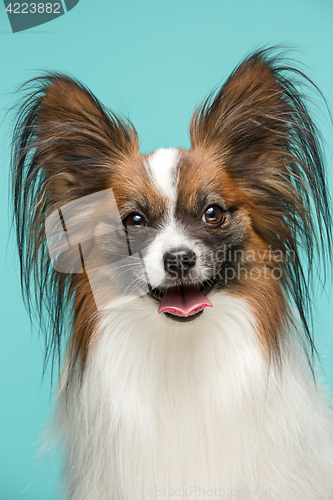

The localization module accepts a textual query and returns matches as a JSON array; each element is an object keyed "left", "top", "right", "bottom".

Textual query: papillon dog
[{"left": 11, "top": 49, "right": 333, "bottom": 499}]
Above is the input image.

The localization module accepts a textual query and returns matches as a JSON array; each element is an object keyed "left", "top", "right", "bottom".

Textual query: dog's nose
[{"left": 163, "top": 248, "right": 196, "bottom": 279}]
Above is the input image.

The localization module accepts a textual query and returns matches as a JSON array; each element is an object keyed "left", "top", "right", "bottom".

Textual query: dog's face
[
  {"left": 44, "top": 121, "right": 285, "bottom": 335},
  {"left": 96, "top": 145, "right": 271, "bottom": 324}
]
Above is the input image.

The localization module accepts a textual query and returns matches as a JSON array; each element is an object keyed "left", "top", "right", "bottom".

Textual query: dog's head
[{"left": 11, "top": 49, "right": 331, "bottom": 370}]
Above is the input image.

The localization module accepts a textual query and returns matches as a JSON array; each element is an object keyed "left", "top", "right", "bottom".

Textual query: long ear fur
[
  {"left": 190, "top": 48, "right": 332, "bottom": 355},
  {"left": 10, "top": 74, "right": 138, "bottom": 376}
]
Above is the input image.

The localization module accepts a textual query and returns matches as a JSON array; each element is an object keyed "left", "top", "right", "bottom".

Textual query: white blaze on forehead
[{"left": 146, "top": 148, "right": 180, "bottom": 202}]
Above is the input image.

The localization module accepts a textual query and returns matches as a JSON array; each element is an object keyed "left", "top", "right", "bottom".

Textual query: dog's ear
[
  {"left": 190, "top": 51, "right": 287, "bottom": 164},
  {"left": 13, "top": 75, "right": 138, "bottom": 203},
  {"left": 189, "top": 52, "right": 293, "bottom": 246},
  {"left": 190, "top": 50, "right": 330, "bottom": 255},
  {"left": 11, "top": 75, "right": 139, "bottom": 374}
]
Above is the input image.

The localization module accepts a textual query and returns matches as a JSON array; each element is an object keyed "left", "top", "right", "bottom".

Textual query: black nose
[{"left": 163, "top": 248, "right": 196, "bottom": 279}]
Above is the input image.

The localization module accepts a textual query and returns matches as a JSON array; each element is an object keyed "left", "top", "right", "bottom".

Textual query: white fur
[
  {"left": 143, "top": 148, "right": 210, "bottom": 289},
  {"left": 142, "top": 219, "right": 210, "bottom": 288},
  {"left": 146, "top": 148, "right": 180, "bottom": 203},
  {"left": 55, "top": 293, "right": 333, "bottom": 499}
]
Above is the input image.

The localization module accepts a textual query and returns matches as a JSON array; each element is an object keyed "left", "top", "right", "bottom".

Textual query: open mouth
[
  {"left": 164, "top": 309, "right": 204, "bottom": 323},
  {"left": 149, "top": 279, "right": 215, "bottom": 322}
]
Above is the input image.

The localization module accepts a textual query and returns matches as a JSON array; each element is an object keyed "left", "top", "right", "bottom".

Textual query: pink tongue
[{"left": 158, "top": 287, "right": 213, "bottom": 317}]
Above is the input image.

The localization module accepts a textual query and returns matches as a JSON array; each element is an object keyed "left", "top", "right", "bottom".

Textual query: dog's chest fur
[{"left": 57, "top": 294, "right": 333, "bottom": 499}]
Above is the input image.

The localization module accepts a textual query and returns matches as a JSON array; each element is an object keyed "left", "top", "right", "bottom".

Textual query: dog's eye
[
  {"left": 202, "top": 205, "right": 225, "bottom": 225},
  {"left": 123, "top": 213, "right": 147, "bottom": 232}
]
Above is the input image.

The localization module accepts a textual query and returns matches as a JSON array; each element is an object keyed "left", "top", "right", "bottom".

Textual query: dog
[{"left": 11, "top": 48, "right": 333, "bottom": 498}]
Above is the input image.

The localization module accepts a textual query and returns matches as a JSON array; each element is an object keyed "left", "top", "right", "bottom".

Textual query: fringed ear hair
[
  {"left": 190, "top": 48, "right": 332, "bottom": 356},
  {"left": 11, "top": 74, "right": 139, "bottom": 376}
]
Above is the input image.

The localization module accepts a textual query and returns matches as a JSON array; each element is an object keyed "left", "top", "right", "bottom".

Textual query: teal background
[{"left": 1, "top": 0, "right": 333, "bottom": 498}]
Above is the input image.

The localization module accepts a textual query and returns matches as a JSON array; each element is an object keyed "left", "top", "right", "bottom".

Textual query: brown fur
[{"left": 176, "top": 147, "right": 285, "bottom": 352}]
